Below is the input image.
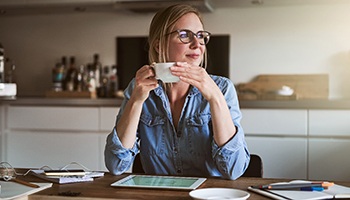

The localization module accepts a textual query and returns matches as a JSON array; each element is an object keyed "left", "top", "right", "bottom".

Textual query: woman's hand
[
  {"left": 116, "top": 64, "right": 158, "bottom": 149},
  {"left": 170, "top": 62, "right": 221, "bottom": 102},
  {"left": 171, "top": 62, "right": 236, "bottom": 146},
  {"left": 130, "top": 64, "right": 158, "bottom": 103}
]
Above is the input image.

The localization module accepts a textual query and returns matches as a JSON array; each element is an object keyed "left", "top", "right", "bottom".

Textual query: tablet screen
[{"left": 111, "top": 175, "right": 206, "bottom": 190}]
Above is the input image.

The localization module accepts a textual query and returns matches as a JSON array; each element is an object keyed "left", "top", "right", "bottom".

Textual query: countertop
[
  {"left": 0, "top": 97, "right": 124, "bottom": 107},
  {"left": 2, "top": 97, "right": 350, "bottom": 109},
  {"left": 239, "top": 98, "right": 350, "bottom": 109}
]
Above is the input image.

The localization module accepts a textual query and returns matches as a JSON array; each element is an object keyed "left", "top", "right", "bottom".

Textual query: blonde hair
[{"left": 148, "top": 4, "right": 207, "bottom": 69}]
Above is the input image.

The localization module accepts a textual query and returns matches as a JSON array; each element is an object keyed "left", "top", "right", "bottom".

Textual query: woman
[{"left": 105, "top": 4, "right": 250, "bottom": 180}]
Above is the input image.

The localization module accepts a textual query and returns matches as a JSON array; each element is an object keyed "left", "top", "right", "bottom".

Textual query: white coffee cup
[{"left": 153, "top": 62, "right": 180, "bottom": 83}]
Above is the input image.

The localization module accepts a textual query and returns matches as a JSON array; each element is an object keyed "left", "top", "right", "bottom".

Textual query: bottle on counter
[
  {"left": 109, "top": 65, "right": 119, "bottom": 98},
  {"left": 61, "top": 56, "right": 67, "bottom": 81},
  {"left": 75, "top": 64, "right": 86, "bottom": 92},
  {"left": 0, "top": 43, "right": 5, "bottom": 83},
  {"left": 87, "top": 64, "right": 96, "bottom": 93},
  {"left": 92, "top": 53, "right": 102, "bottom": 91},
  {"left": 5, "top": 58, "right": 16, "bottom": 84},
  {"left": 64, "top": 56, "right": 77, "bottom": 92},
  {"left": 52, "top": 57, "right": 66, "bottom": 91},
  {"left": 98, "top": 66, "right": 110, "bottom": 98}
]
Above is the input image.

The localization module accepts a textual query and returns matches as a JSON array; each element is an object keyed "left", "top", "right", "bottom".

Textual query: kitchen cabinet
[
  {"left": 2, "top": 99, "right": 350, "bottom": 180},
  {"left": 242, "top": 108, "right": 350, "bottom": 181},
  {"left": 309, "top": 138, "right": 350, "bottom": 181},
  {"left": 246, "top": 136, "right": 307, "bottom": 179},
  {"left": 309, "top": 110, "right": 350, "bottom": 136},
  {"left": 2, "top": 105, "right": 120, "bottom": 171},
  {"left": 241, "top": 109, "right": 307, "bottom": 135},
  {"left": 100, "top": 107, "right": 120, "bottom": 131},
  {"left": 7, "top": 130, "right": 102, "bottom": 169},
  {"left": 241, "top": 109, "right": 308, "bottom": 179},
  {"left": 308, "top": 110, "right": 350, "bottom": 181},
  {"left": 7, "top": 106, "right": 99, "bottom": 131}
]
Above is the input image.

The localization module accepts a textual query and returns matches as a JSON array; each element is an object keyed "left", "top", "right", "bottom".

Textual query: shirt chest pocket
[
  {"left": 185, "top": 114, "right": 212, "bottom": 156},
  {"left": 139, "top": 114, "right": 167, "bottom": 155}
]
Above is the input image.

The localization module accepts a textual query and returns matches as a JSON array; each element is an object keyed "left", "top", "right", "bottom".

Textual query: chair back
[
  {"left": 242, "top": 154, "right": 263, "bottom": 178},
  {"left": 132, "top": 153, "right": 144, "bottom": 173}
]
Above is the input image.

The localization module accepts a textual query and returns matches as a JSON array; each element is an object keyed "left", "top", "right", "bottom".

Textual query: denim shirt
[{"left": 105, "top": 75, "right": 250, "bottom": 180}]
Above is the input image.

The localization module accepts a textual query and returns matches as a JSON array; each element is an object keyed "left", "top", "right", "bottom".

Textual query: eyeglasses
[{"left": 167, "top": 29, "right": 211, "bottom": 45}]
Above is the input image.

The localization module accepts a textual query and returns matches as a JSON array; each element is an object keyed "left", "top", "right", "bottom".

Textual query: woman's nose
[{"left": 190, "top": 36, "right": 201, "bottom": 48}]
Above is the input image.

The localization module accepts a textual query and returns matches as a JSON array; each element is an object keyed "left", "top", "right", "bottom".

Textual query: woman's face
[{"left": 167, "top": 13, "right": 205, "bottom": 66}]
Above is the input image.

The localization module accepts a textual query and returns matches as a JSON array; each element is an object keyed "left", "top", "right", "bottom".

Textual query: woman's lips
[{"left": 186, "top": 54, "right": 200, "bottom": 59}]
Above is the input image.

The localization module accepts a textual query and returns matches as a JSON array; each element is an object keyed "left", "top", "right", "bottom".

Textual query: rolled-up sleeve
[
  {"left": 104, "top": 127, "right": 139, "bottom": 175},
  {"left": 212, "top": 126, "right": 250, "bottom": 180}
]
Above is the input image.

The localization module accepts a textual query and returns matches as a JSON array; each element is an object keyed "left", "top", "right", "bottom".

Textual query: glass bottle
[
  {"left": 64, "top": 56, "right": 77, "bottom": 92},
  {"left": 52, "top": 57, "right": 66, "bottom": 91},
  {"left": 0, "top": 43, "right": 5, "bottom": 83},
  {"left": 87, "top": 64, "right": 96, "bottom": 93},
  {"left": 92, "top": 53, "right": 102, "bottom": 90},
  {"left": 74, "top": 65, "right": 86, "bottom": 92},
  {"left": 109, "top": 65, "right": 119, "bottom": 98},
  {"left": 99, "top": 66, "right": 109, "bottom": 98},
  {"left": 6, "top": 60, "right": 16, "bottom": 84},
  {"left": 61, "top": 56, "right": 67, "bottom": 82}
]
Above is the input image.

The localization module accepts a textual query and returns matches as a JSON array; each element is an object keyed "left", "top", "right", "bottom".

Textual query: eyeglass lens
[{"left": 177, "top": 30, "right": 210, "bottom": 45}]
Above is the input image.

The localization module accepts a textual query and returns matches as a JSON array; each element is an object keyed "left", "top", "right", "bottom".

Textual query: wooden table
[{"left": 18, "top": 172, "right": 350, "bottom": 200}]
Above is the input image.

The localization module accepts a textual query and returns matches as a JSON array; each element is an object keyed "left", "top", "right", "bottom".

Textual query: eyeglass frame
[{"left": 166, "top": 29, "right": 211, "bottom": 45}]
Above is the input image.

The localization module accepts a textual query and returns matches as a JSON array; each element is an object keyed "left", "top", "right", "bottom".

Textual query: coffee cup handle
[{"left": 150, "top": 63, "right": 159, "bottom": 79}]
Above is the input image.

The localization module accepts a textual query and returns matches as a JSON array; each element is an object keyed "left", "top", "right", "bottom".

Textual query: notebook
[
  {"left": 248, "top": 180, "right": 350, "bottom": 200},
  {"left": 31, "top": 169, "right": 104, "bottom": 184}
]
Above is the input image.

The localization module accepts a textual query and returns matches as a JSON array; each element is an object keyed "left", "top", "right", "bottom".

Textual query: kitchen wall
[{"left": 0, "top": 2, "right": 349, "bottom": 98}]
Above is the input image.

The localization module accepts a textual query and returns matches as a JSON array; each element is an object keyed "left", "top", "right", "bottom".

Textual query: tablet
[{"left": 111, "top": 175, "right": 206, "bottom": 190}]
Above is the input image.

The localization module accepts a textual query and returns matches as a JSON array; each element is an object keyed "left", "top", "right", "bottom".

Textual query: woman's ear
[{"left": 154, "top": 39, "right": 160, "bottom": 53}]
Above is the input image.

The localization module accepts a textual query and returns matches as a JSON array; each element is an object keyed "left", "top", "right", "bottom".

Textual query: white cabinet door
[
  {"left": 4, "top": 105, "right": 118, "bottom": 172},
  {"left": 242, "top": 109, "right": 307, "bottom": 179},
  {"left": 99, "top": 107, "right": 119, "bottom": 131},
  {"left": 7, "top": 106, "right": 99, "bottom": 131},
  {"left": 308, "top": 109, "right": 350, "bottom": 181},
  {"left": 309, "top": 110, "right": 350, "bottom": 136},
  {"left": 309, "top": 138, "right": 350, "bottom": 181},
  {"left": 246, "top": 136, "right": 307, "bottom": 179},
  {"left": 6, "top": 131, "right": 101, "bottom": 170},
  {"left": 241, "top": 109, "right": 307, "bottom": 136}
]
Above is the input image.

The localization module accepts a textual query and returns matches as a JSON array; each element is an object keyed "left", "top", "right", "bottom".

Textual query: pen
[
  {"left": 254, "top": 182, "right": 334, "bottom": 190},
  {"left": 300, "top": 186, "right": 325, "bottom": 191},
  {"left": 12, "top": 178, "right": 40, "bottom": 188}
]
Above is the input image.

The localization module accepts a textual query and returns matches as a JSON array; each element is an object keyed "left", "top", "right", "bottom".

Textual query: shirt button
[{"left": 177, "top": 131, "right": 181, "bottom": 137}]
